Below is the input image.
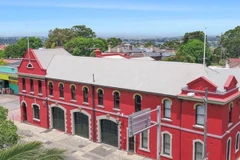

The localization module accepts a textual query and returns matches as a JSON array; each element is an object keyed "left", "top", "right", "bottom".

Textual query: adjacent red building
[{"left": 18, "top": 48, "right": 240, "bottom": 160}]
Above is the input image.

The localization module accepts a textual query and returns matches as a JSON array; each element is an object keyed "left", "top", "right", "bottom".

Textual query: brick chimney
[{"left": 95, "top": 49, "right": 101, "bottom": 57}]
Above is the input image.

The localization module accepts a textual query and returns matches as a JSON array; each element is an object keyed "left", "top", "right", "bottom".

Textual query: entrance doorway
[
  {"left": 52, "top": 107, "right": 65, "bottom": 132},
  {"left": 22, "top": 103, "right": 27, "bottom": 122},
  {"left": 100, "top": 119, "right": 118, "bottom": 147},
  {"left": 74, "top": 112, "right": 89, "bottom": 138},
  {"left": 128, "top": 136, "right": 135, "bottom": 152}
]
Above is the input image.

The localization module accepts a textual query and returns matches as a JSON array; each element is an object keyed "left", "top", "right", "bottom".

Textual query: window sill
[
  {"left": 38, "top": 93, "right": 43, "bottom": 96},
  {"left": 235, "top": 149, "right": 239, "bottom": 153},
  {"left": 113, "top": 108, "right": 121, "bottom": 111},
  {"left": 139, "top": 147, "right": 150, "bottom": 153},
  {"left": 22, "top": 90, "right": 26, "bottom": 93},
  {"left": 70, "top": 100, "right": 77, "bottom": 102},
  {"left": 33, "top": 118, "right": 40, "bottom": 122},
  {"left": 48, "top": 95, "right": 54, "bottom": 98},
  {"left": 193, "top": 124, "right": 204, "bottom": 130},
  {"left": 228, "top": 123, "right": 233, "bottom": 128},
  {"left": 160, "top": 154, "right": 173, "bottom": 159},
  {"left": 82, "top": 102, "right": 89, "bottom": 105},
  {"left": 97, "top": 105, "right": 104, "bottom": 108},
  {"left": 59, "top": 97, "right": 65, "bottom": 100},
  {"left": 30, "top": 92, "right": 34, "bottom": 95},
  {"left": 162, "top": 118, "right": 172, "bottom": 122}
]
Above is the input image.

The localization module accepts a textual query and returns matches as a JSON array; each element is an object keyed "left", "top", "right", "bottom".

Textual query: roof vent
[{"left": 187, "top": 92, "right": 195, "bottom": 97}]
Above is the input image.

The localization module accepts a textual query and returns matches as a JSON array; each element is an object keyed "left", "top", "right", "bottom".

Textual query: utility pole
[
  {"left": 203, "top": 28, "right": 207, "bottom": 66},
  {"left": 203, "top": 88, "right": 208, "bottom": 160},
  {"left": 156, "top": 105, "right": 161, "bottom": 160}
]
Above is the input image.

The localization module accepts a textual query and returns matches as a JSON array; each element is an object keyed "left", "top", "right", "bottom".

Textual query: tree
[
  {"left": 183, "top": 31, "right": 204, "bottom": 44},
  {"left": 71, "top": 25, "right": 96, "bottom": 38},
  {"left": 144, "top": 41, "right": 153, "bottom": 47},
  {"left": 45, "top": 25, "right": 96, "bottom": 48},
  {"left": 0, "top": 58, "right": 7, "bottom": 65},
  {"left": 0, "top": 106, "right": 19, "bottom": 149},
  {"left": 0, "top": 50, "right": 6, "bottom": 58},
  {"left": 160, "top": 40, "right": 181, "bottom": 49},
  {"left": 165, "top": 39, "right": 212, "bottom": 65},
  {"left": 0, "top": 141, "right": 66, "bottom": 160},
  {"left": 64, "top": 37, "right": 107, "bottom": 57},
  {"left": 5, "top": 37, "right": 42, "bottom": 58},
  {"left": 220, "top": 26, "right": 240, "bottom": 58},
  {"left": 107, "top": 37, "right": 122, "bottom": 48}
]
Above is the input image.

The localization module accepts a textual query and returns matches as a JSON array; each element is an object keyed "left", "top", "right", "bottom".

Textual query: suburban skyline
[{"left": 0, "top": 0, "right": 239, "bottom": 37}]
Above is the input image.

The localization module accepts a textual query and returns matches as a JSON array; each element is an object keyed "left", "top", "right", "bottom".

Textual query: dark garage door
[
  {"left": 52, "top": 107, "right": 65, "bottom": 132},
  {"left": 74, "top": 112, "right": 89, "bottom": 138},
  {"left": 101, "top": 119, "right": 118, "bottom": 147}
]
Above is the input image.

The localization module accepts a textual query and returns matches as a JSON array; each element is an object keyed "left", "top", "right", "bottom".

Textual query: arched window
[
  {"left": 135, "top": 95, "right": 141, "bottom": 112},
  {"left": 196, "top": 105, "right": 204, "bottom": 126},
  {"left": 193, "top": 140, "right": 203, "bottom": 160},
  {"left": 226, "top": 138, "right": 231, "bottom": 160},
  {"left": 71, "top": 85, "right": 76, "bottom": 100},
  {"left": 114, "top": 92, "right": 120, "bottom": 109},
  {"left": 83, "top": 87, "right": 88, "bottom": 103},
  {"left": 236, "top": 133, "right": 239, "bottom": 152},
  {"left": 33, "top": 105, "right": 40, "bottom": 120},
  {"left": 59, "top": 83, "right": 64, "bottom": 98},
  {"left": 228, "top": 103, "right": 233, "bottom": 124},
  {"left": 163, "top": 99, "right": 171, "bottom": 119},
  {"left": 98, "top": 89, "right": 104, "bottom": 105},
  {"left": 49, "top": 82, "right": 53, "bottom": 96},
  {"left": 162, "top": 132, "right": 172, "bottom": 156}
]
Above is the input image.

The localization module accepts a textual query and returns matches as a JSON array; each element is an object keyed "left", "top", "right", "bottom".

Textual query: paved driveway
[{"left": 0, "top": 95, "right": 149, "bottom": 160}]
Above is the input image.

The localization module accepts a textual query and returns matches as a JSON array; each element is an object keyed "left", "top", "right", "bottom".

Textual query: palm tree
[{"left": 0, "top": 141, "right": 66, "bottom": 160}]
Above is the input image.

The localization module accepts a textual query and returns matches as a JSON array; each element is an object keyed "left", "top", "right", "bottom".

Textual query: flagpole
[{"left": 203, "top": 28, "right": 207, "bottom": 66}]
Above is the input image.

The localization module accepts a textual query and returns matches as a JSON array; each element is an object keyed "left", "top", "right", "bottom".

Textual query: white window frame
[
  {"left": 32, "top": 103, "right": 40, "bottom": 121},
  {"left": 192, "top": 139, "right": 204, "bottom": 160},
  {"left": 226, "top": 137, "right": 231, "bottom": 160},
  {"left": 196, "top": 105, "right": 204, "bottom": 126},
  {"left": 139, "top": 129, "right": 150, "bottom": 152},
  {"left": 161, "top": 131, "right": 173, "bottom": 159},
  {"left": 163, "top": 99, "right": 171, "bottom": 119},
  {"left": 235, "top": 132, "right": 239, "bottom": 153}
]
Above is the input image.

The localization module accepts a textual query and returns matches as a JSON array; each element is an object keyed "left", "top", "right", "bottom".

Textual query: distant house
[
  {"left": 228, "top": 58, "right": 240, "bottom": 68},
  {"left": 0, "top": 45, "right": 7, "bottom": 50}
]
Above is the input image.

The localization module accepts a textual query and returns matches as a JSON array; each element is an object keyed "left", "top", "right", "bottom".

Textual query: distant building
[{"left": 0, "top": 44, "right": 7, "bottom": 50}]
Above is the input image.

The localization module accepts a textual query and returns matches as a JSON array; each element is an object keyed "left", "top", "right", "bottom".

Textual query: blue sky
[{"left": 0, "top": 0, "right": 239, "bottom": 37}]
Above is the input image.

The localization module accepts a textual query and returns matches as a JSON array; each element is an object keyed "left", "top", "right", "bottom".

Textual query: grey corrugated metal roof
[
  {"left": 45, "top": 56, "right": 231, "bottom": 96},
  {"left": 33, "top": 48, "right": 72, "bottom": 69}
]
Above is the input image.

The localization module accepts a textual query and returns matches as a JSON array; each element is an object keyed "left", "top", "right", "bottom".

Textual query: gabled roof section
[
  {"left": 187, "top": 76, "right": 218, "bottom": 92},
  {"left": 32, "top": 48, "right": 72, "bottom": 69},
  {"left": 224, "top": 75, "right": 238, "bottom": 91}
]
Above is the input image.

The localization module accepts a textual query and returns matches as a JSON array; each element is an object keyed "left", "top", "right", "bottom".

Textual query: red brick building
[{"left": 18, "top": 48, "right": 240, "bottom": 160}]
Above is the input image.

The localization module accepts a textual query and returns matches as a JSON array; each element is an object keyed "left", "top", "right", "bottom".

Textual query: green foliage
[
  {"left": 144, "top": 41, "right": 153, "bottom": 47},
  {"left": 107, "top": 37, "right": 122, "bottom": 48},
  {"left": 165, "top": 39, "right": 212, "bottom": 65},
  {"left": 161, "top": 40, "right": 181, "bottom": 49},
  {"left": 0, "top": 50, "right": 6, "bottom": 58},
  {"left": 0, "top": 106, "right": 19, "bottom": 150},
  {"left": 5, "top": 37, "right": 42, "bottom": 58},
  {"left": 220, "top": 26, "right": 240, "bottom": 58},
  {"left": 183, "top": 31, "right": 204, "bottom": 44},
  {"left": 64, "top": 37, "right": 107, "bottom": 56},
  {"left": 45, "top": 25, "right": 96, "bottom": 48},
  {"left": 0, "top": 58, "right": 7, "bottom": 66},
  {"left": 0, "top": 141, "right": 66, "bottom": 160}
]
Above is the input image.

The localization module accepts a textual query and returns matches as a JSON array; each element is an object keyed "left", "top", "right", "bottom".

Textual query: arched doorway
[
  {"left": 22, "top": 102, "right": 27, "bottom": 122},
  {"left": 74, "top": 112, "right": 89, "bottom": 138},
  {"left": 100, "top": 119, "right": 118, "bottom": 147},
  {"left": 52, "top": 107, "right": 65, "bottom": 132}
]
